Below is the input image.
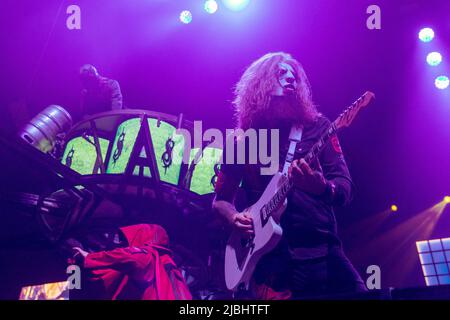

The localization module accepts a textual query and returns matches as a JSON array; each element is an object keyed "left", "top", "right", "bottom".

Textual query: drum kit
[
  {"left": 12, "top": 108, "right": 227, "bottom": 297},
  {"left": 61, "top": 109, "right": 222, "bottom": 199},
  {"left": 16, "top": 108, "right": 224, "bottom": 239}
]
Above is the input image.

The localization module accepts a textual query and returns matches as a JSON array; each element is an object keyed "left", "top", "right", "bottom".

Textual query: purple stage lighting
[
  {"left": 427, "top": 52, "right": 442, "bottom": 67},
  {"left": 205, "top": 0, "right": 219, "bottom": 14},
  {"left": 180, "top": 10, "right": 193, "bottom": 24},
  {"left": 435, "top": 76, "right": 449, "bottom": 90},
  {"left": 418, "top": 28, "right": 435, "bottom": 43},
  {"left": 222, "top": 0, "right": 251, "bottom": 12}
]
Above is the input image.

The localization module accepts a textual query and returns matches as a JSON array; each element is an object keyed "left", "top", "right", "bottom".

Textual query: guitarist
[{"left": 213, "top": 52, "right": 366, "bottom": 299}]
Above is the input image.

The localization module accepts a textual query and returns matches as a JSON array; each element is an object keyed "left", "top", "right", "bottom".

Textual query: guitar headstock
[{"left": 335, "top": 91, "right": 375, "bottom": 130}]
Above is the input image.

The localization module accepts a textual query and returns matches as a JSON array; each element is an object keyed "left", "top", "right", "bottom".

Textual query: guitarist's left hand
[{"left": 289, "top": 158, "right": 327, "bottom": 196}]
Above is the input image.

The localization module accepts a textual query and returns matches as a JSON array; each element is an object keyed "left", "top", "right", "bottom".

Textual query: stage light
[
  {"left": 426, "top": 52, "right": 442, "bottom": 67},
  {"left": 391, "top": 205, "right": 398, "bottom": 212},
  {"left": 179, "top": 10, "right": 192, "bottom": 24},
  {"left": 444, "top": 196, "right": 450, "bottom": 204},
  {"left": 222, "top": 0, "right": 251, "bottom": 12},
  {"left": 419, "top": 28, "right": 435, "bottom": 43},
  {"left": 20, "top": 281, "right": 69, "bottom": 300},
  {"left": 435, "top": 76, "right": 449, "bottom": 90},
  {"left": 205, "top": 0, "right": 218, "bottom": 14},
  {"left": 416, "top": 238, "right": 450, "bottom": 286}
]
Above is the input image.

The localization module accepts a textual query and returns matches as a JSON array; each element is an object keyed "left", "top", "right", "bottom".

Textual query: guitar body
[{"left": 225, "top": 172, "right": 289, "bottom": 291}]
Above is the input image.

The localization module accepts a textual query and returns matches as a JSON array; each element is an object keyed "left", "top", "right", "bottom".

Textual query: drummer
[{"left": 79, "top": 64, "right": 123, "bottom": 119}]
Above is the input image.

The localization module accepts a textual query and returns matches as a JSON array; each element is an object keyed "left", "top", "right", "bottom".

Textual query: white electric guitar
[{"left": 224, "top": 91, "right": 375, "bottom": 291}]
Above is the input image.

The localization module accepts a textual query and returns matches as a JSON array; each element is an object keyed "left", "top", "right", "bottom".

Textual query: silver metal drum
[{"left": 20, "top": 105, "right": 73, "bottom": 153}]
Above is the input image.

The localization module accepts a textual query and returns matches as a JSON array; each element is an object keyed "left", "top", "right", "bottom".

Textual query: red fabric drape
[{"left": 83, "top": 224, "right": 192, "bottom": 300}]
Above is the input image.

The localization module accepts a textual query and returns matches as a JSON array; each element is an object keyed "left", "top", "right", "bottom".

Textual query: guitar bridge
[{"left": 240, "top": 236, "right": 255, "bottom": 254}]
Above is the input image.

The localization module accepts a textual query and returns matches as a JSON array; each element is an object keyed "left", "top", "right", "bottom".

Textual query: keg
[{"left": 20, "top": 105, "right": 73, "bottom": 153}]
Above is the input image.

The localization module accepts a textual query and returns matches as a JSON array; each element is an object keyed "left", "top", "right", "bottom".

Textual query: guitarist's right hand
[
  {"left": 231, "top": 212, "right": 254, "bottom": 237},
  {"left": 212, "top": 199, "right": 254, "bottom": 237}
]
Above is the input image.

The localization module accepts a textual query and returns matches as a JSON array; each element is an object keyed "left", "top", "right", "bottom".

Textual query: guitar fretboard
[
  {"left": 304, "top": 122, "right": 337, "bottom": 164},
  {"left": 261, "top": 121, "right": 338, "bottom": 220}
]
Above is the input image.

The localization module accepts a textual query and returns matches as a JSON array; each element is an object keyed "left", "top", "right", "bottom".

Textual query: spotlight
[
  {"left": 180, "top": 10, "right": 193, "bottom": 24},
  {"left": 204, "top": 0, "right": 218, "bottom": 14},
  {"left": 391, "top": 205, "right": 398, "bottom": 212},
  {"left": 444, "top": 196, "right": 450, "bottom": 204},
  {"left": 222, "top": 0, "right": 251, "bottom": 12},
  {"left": 426, "top": 52, "right": 442, "bottom": 67},
  {"left": 419, "top": 28, "right": 435, "bottom": 43},
  {"left": 435, "top": 76, "right": 449, "bottom": 90}
]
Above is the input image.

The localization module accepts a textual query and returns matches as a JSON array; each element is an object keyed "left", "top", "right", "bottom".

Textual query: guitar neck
[
  {"left": 265, "top": 90, "right": 375, "bottom": 216},
  {"left": 266, "top": 121, "right": 338, "bottom": 212},
  {"left": 304, "top": 121, "right": 338, "bottom": 165}
]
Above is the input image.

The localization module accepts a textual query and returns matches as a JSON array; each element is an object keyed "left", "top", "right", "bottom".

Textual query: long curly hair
[{"left": 233, "top": 52, "right": 319, "bottom": 129}]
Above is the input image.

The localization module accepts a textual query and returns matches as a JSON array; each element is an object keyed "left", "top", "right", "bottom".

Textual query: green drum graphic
[
  {"left": 148, "top": 118, "right": 185, "bottom": 186},
  {"left": 188, "top": 147, "right": 223, "bottom": 195},
  {"left": 61, "top": 111, "right": 223, "bottom": 198},
  {"left": 61, "top": 136, "right": 109, "bottom": 175},
  {"left": 106, "top": 118, "right": 142, "bottom": 174}
]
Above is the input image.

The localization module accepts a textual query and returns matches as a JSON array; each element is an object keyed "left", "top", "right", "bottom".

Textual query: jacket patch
[{"left": 331, "top": 135, "right": 342, "bottom": 154}]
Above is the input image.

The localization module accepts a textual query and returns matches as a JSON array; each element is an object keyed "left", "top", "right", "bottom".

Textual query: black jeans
[
  {"left": 289, "top": 249, "right": 367, "bottom": 299},
  {"left": 254, "top": 247, "right": 367, "bottom": 299}
]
